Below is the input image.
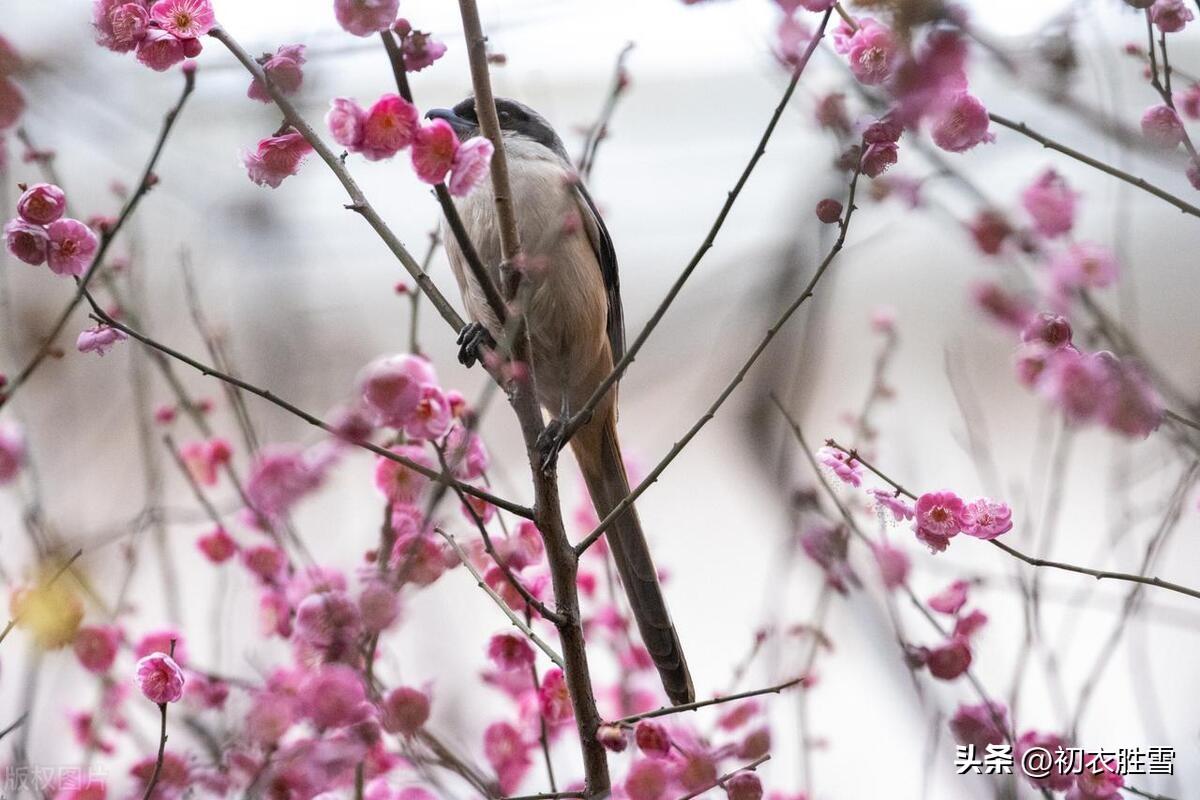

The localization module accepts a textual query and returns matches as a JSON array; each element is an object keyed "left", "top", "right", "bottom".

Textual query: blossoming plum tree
[{"left": 2, "top": 1, "right": 1200, "bottom": 799}]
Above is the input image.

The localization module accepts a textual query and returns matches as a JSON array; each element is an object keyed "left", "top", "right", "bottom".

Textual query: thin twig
[
  {"left": 609, "top": 677, "right": 806, "bottom": 727},
  {"left": 823, "top": 439, "right": 1200, "bottom": 602},
  {"left": 576, "top": 136, "right": 861, "bottom": 555},
  {"left": 436, "top": 529, "right": 565, "bottom": 670},
  {"left": 577, "top": 42, "right": 635, "bottom": 180},
  {"left": 78, "top": 293, "right": 533, "bottom": 519},
  {"left": 557, "top": 9, "right": 835, "bottom": 448},
  {"left": 988, "top": 112, "right": 1200, "bottom": 219},
  {"left": 1, "top": 69, "right": 195, "bottom": 408},
  {"left": 677, "top": 755, "right": 771, "bottom": 800}
]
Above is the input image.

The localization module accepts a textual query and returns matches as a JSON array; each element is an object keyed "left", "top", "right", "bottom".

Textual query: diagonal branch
[
  {"left": 576, "top": 139, "right": 862, "bottom": 555},
  {"left": 556, "top": 9, "right": 834, "bottom": 448},
  {"left": 988, "top": 112, "right": 1200, "bottom": 219},
  {"left": 436, "top": 529, "right": 565, "bottom": 670},
  {"left": 608, "top": 677, "right": 806, "bottom": 727},
  {"left": 79, "top": 292, "right": 534, "bottom": 520},
  {"left": 1, "top": 68, "right": 195, "bottom": 409},
  {"left": 821, "top": 439, "right": 1200, "bottom": 603}
]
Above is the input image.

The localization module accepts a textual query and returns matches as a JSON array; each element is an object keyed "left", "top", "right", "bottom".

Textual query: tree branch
[
  {"left": 436, "top": 529, "right": 565, "bottom": 669},
  {"left": 556, "top": 8, "right": 835, "bottom": 449},
  {"left": 609, "top": 677, "right": 806, "bottom": 727},
  {"left": 576, "top": 139, "right": 862, "bottom": 555},
  {"left": 1, "top": 68, "right": 195, "bottom": 409}
]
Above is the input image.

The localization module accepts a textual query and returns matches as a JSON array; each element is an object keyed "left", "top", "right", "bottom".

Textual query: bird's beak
[{"left": 425, "top": 108, "right": 476, "bottom": 141}]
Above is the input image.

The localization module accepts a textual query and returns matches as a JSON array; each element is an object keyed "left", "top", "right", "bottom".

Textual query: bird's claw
[
  {"left": 457, "top": 322, "right": 494, "bottom": 368},
  {"left": 536, "top": 418, "right": 568, "bottom": 474}
]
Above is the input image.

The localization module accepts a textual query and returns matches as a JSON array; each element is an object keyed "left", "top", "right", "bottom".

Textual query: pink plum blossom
[
  {"left": 135, "top": 652, "right": 185, "bottom": 703},
  {"left": 136, "top": 28, "right": 188, "bottom": 72},
  {"left": 76, "top": 325, "right": 127, "bottom": 356},
  {"left": 358, "top": 580, "right": 400, "bottom": 633},
  {"left": 1021, "top": 312, "right": 1074, "bottom": 350},
  {"left": 1016, "top": 731, "right": 1075, "bottom": 791},
  {"left": 47, "top": 219, "right": 99, "bottom": 277},
  {"left": 931, "top": 93, "right": 995, "bottom": 153},
  {"left": 94, "top": 1, "right": 152, "bottom": 53},
  {"left": 243, "top": 131, "right": 314, "bottom": 188},
  {"left": 483, "top": 721, "right": 532, "bottom": 794},
  {"left": 538, "top": 668, "right": 573, "bottom": 724},
  {"left": 1038, "top": 348, "right": 1109, "bottom": 424},
  {"left": 359, "top": 95, "right": 419, "bottom": 161},
  {"left": 1151, "top": 0, "right": 1194, "bottom": 33},
  {"left": 872, "top": 541, "right": 910, "bottom": 590},
  {"left": 396, "top": 25, "right": 447, "bottom": 72},
  {"left": 150, "top": 0, "right": 215, "bottom": 38},
  {"left": 870, "top": 489, "right": 914, "bottom": 521},
  {"left": 381, "top": 686, "right": 431, "bottom": 736},
  {"left": 928, "top": 579, "right": 969, "bottom": 615},
  {"left": 774, "top": 15, "right": 812, "bottom": 69},
  {"left": 635, "top": 720, "right": 672, "bottom": 759},
  {"left": 448, "top": 137, "right": 494, "bottom": 197},
  {"left": 861, "top": 141, "right": 898, "bottom": 178},
  {"left": 17, "top": 183, "right": 66, "bottom": 225},
  {"left": 411, "top": 119, "right": 460, "bottom": 184},
  {"left": 1141, "top": 104, "right": 1186, "bottom": 149},
  {"left": 1051, "top": 243, "right": 1119, "bottom": 290},
  {"left": 968, "top": 210, "right": 1012, "bottom": 255},
  {"left": 248, "top": 44, "right": 306, "bottom": 102},
  {"left": 1022, "top": 168, "right": 1077, "bottom": 238},
  {"left": 197, "top": 527, "right": 237, "bottom": 563},
  {"left": 725, "top": 772, "right": 764, "bottom": 800},
  {"left": 816, "top": 446, "right": 861, "bottom": 486},
  {"left": 800, "top": 523, "right": 858, "bottom": 594},
  {"left": 843, "top": 18, "right": 900, "bottom": 86},
  {"left": 407, "top": 385, "right": 452, "bottom": 440},
  {"left": 973, "top": 281, "right": 1033, "bottom": 330},
  {"left": 913, "top": 491, "right": 964, "bottom": 552},
  {"left": 334, "top": 0, "right": 399, "bottom": 37},
  {"left": 360, "top": 354, "right": 437, "bottom": 428},
  {"left": 1070, "top": 756, "right": 1125, "bottom": 799},
  {"left": 74, "top": 625, "right": 121, "bottom": 673},
  {"left": 5, "top": 219, "right": 49, "bottom": 266},
  {"left": 327, "top": 97, "right": 368, "bottom": 150},
  {"left": 299, "top": 663, "right": 370, "bottom": 729},
  {"left": 926, "top": 636, "right": 971, "bottom": 680},
  {"left": 374, "top": 446, "right": 434, "bottom": 504},
  {"left": 625, "top": 759, "right": 670, "bottom": 800},
  {"left": 487, "top": 632, "right": 535, "bottom": 671},
  {"left": 246, "top": 445, "right": 328, "bottom": 517},
  {"left": 959, "top": 498, "right": 1013, "bottom": 539},
  {"left": 949, "top": 701, "right": 1009, "bottom": 750}
]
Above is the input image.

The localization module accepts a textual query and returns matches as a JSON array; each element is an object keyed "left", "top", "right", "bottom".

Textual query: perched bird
[{"left": 427, "top": 97, "right": 695, "bottom": 706}]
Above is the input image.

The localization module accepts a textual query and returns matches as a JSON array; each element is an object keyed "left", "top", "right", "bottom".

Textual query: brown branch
[
  {"left": 988, "top": 112, "right": 1200, "bottom": 219},
  {"left": 78, "top": 294, "right": 534, "bottom": 520},
  {"left": 1, "top": 68, "right": 195, "bottom": 409},
  {"left": 557, "top": 9, "right": 835, "bottom": 449},
  {"left": 577, "top": 43, "right": 635, "bottom": 180},
  {"left": 822, "top": 439, "right": 1200, "bottom": 603},
  {"left": 576, "top": 135, "right": 861, "bottom": 555},
  {"left": 436, "top": 529, "right": 565, "bottom": 669},
  {"left": 454, "top": 2, "right": 611, "bottom": 794},
  {"left": 378, "top": 30, "right": 508, "bottom": 328},
  {"left": 677, "top": 755, "right": 771, "bottom": 800},
  {"left": 208, "top": 27, "right": 466, "bottom": 332},
  {"left": 434, "top": 446, "right": 564, "bottom": 624},
  {"left": 609, "top": 677, "right": 805, "bottom": 727}
]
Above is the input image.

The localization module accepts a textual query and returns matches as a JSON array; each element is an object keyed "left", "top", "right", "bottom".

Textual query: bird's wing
[{"left": 573, "top": 182, "right": 624, "bottom": 363}]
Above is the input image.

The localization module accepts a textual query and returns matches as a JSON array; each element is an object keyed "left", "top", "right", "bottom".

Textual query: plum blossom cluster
[
  {"left": 93, "top": 0, "right": 215, "bottom": 71},
  {"left": 326, "top": 94, "right": 495, "bottom": 195},
  {"left": 780, "top": 2, "right": 994, "bottom": 186},
  {"left": 964, "top": 170, "right": 1165, "bottom": 439},
  {"left": 4, "top": 183, "right": 98, "bottom": 277}
]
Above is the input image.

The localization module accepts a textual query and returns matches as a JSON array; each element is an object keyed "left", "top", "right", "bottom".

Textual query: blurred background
[{"left": 2, "top": 0, "right": 1199, "bottom": 797}]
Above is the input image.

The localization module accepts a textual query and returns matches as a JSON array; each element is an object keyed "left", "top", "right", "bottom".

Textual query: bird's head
[{"left": 426, "top": 97, "right": 568, "bottom": 161}]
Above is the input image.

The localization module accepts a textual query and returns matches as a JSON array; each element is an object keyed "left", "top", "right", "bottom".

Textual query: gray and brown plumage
[{"left": 428, "top": 97, "right": 694, "bottom": 706}]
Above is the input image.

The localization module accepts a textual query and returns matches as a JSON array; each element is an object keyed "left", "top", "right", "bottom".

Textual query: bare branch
[{"left": 609, "top": 677, "right": 806, "bottom": 728}]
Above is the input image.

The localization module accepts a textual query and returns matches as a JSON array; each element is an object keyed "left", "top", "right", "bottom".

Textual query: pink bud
[
  {"left": 135, "top": 652, "right": 186, "bottom": 704},
  {"left": 1141, "top": 104, "right": 1186, "bottom": 149},
  {"left": 4, "top": 218, "right": 49, "bottom": 266},
  {"left": 815, "top": 198, "right": 843, "bottom": 224},
  {"left": 381, "top": 685, "right": 430, "bottom": 736},
  {"left": 17, "top": 183, "right": 66, "bottom": 225},
  {"left": 634, "top": 720, "right": 671, "bottom": 759}
]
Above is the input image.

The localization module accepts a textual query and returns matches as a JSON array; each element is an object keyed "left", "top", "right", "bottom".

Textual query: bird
[{"left": 427, "top": 97, "right": 695, "bottom": 706}]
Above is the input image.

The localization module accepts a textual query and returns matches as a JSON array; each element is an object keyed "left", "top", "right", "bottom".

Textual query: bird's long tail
[{"left": 573, "top": 411, "right": 695, "bottom": 706}]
